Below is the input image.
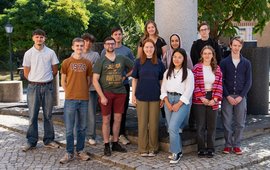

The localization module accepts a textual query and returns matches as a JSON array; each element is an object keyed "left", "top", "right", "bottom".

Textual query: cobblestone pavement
[
  {"left": 0, "top": 126, "right": 121, "bottom": 170},
  {"left": 1, "top": 114, "right": 270, "bottom": 169}
]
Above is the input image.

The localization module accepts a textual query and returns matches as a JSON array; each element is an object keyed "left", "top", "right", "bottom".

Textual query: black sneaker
[
  {"left": 112, "top": 142, "right": 127, "bottom": 153},
  {"left": 104, "top": 143, "right": 111, "bottom": 156},
  {"left": 207, "top": 151, "right": 214, "bottom": 158},
  {"left": 169, "top": 152, "right": 183, "bottom": 164},
  {"left": 197, "top": 150, "right": 206, "bottom": 158}
]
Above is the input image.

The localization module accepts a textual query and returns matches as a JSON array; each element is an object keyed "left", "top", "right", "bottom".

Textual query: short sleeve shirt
[
  {"left": 61, "top": 57, "right": 92, "bottom": 100},
  {"left": 131, "top": 58, "right": 165, "bottom": 101},
  {"left": 93, "top": 55, "right": 134, "bottom": 94},
  {"left": 23, "top": 45, "right": 59, "bottom": 82}
]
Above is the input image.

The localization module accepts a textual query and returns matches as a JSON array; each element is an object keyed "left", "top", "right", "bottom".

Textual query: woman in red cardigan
[{"left": 192, "top": 45, "right": 223, "bottom": 158}]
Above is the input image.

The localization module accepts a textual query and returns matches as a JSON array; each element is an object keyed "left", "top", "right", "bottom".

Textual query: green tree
[
  {"left": 43, "top": 0, "right": 90, "bottom": 59},
  {"left": 1, "top": 0, "right": 90, "bottom": 62},
  {"left": 113, "top": 0, "right": 154, "bottom": 52},
  {"left": 198, "top": 0, "right": 270, "bottom": 40},
  {"left": 85, "top": 0, "right": 118, "bottom": 42}
]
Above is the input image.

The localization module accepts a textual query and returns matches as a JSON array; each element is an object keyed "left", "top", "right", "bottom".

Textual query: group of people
[{"left": 21, "top": 20, "right": 252, "bottom": 165}]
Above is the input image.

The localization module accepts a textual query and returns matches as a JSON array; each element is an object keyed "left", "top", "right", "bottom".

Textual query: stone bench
[{"left": 0, "top": 81, "right": 23, "bottom": 102}]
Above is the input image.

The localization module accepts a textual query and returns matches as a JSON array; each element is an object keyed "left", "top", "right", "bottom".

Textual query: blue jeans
[
  {"left": 86, "top": 91, "right": 98, "bottom": 140},
  {"left": 221, "top": 95, "right": 247, "bottom": 147},
  {"left": 64, "top": 100, "right": 88, "bottom": 154},
  {"left": 26, "top": 82, "right": 55, "bottom": 146},
  {"left": 164, "top": 94, "right": 190, "bottom": 154}
]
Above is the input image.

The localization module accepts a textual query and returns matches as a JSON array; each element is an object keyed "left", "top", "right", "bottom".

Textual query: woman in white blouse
[{"left": 160, "top": 48, "right": 194, "bottom": 164}]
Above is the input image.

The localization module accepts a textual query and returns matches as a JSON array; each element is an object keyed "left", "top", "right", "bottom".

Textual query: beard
[{"left": 106, "top": 48, "right": 114, "bottom": 53}]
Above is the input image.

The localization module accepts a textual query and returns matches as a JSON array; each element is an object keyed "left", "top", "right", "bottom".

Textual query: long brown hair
[
  {"left": 140, "top": 38, "right": 158, "bottom": 65},
  {"left": 166, "top": 48, "right": 188, "bottom": 82},
  {"left": 199, "top": 45, "right": 217, "bottom": 73},
  {"left": 140, "top": 20, "right": 159, "bottom": 43}
]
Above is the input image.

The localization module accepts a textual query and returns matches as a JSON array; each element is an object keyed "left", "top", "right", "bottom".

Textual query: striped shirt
[{"left": 192, "top": 63, "right": 223, "bottom": 110}]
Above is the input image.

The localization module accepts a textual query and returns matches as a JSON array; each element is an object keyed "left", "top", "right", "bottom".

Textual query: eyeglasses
[
  {"left": 199, "top": 28, "right": 209, "bottom": 32},
  {"left": 105, "top": 43, "right": 115, "bottom": 46}
]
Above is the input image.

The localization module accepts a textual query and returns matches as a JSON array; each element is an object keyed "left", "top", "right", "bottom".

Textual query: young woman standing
[
  {"left": 137, "top": 20, "right": 167, "bottom": 60},
  {"left": 160, "top": 48, "right": 194, "bottom": 164},
  {"left": 132, "top": 39, "right": 165, "bottom": 157},
  {"left": 162, "top": 34, "right": 193, "bottom": 70},
  {"left": 192, "top": 45, "right": 223, "bottom": 158}
]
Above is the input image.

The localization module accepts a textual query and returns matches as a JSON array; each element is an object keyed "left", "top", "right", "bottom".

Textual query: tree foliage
[
  {"left": 198, "top": 0, "right": 270, "bottom": 40},
  {"left": 43, "top": 0, "right": 90, "bottom": 58},
  {"left": 0, "top": 0, "right": 90, "bottom": 62}
]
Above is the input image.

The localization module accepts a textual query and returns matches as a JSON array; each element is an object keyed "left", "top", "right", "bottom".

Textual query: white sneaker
[
  {"left": 169, "top": 152, "right": 182, "bottom": 164},
  {"left": 88, "top": 139, "right": 96, "bottom": 145},
  {"left": 140, "top": 153, "right": 149, "bottom": 157},
  {"left": 148, "top": 151, "right": 156, "bottom": 157},
  {"left": 119, "top": 135, "right": 130, "bottom": 145}
]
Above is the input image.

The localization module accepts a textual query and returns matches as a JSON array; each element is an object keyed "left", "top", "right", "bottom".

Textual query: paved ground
[
  {"left": 0, "top": 126, "right": 121, "bottom": 170},
  {"left": 1, "top": 114, "right": 270, "bottom": 170}
]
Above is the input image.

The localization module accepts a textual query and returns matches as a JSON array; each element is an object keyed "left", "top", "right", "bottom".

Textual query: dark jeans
[
  {"left": 26, "top": 82, "right": 55, "bottom": 146},
  {"left": 193, "top": 92, "right": 218, "bottom": 152},
  {"left": 110, "top": 84, "right": 130, "bottom": 136}
]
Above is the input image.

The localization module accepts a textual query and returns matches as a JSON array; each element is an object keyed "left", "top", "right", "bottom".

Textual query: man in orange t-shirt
[{"left": 60, "top": 38, "right": 92, "bottom": 164}]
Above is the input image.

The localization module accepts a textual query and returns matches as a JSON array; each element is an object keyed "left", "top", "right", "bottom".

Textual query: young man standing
[
  {"left": 22, "top": 29, "right": 59, "bottom": 152},
  {"left": 190, "top": 21, "right": 222, "bottom": 65},
  {"left": 93, "top": 37, "right": 134, "bottom": 156},
  {"left": 60, "top": 38, "right": 92, "bottom": 163},
  {"left": 220, "top": 36, "right": 252, "bottom": 155},
  {"left": 101, "top": 27, "right": 135, "bottom": 145},
  {"left": 81, "top": 33, "right": 100, "bottom": 145}
]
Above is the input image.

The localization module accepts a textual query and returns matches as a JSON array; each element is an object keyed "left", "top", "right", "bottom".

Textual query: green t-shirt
[{"left": 93, "top": 55, "right": 134, "bottom": 93}]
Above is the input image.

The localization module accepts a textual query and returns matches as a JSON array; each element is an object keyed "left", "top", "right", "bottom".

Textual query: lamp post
[{"left": 4, "top": 22, "right": 14, "bottom": 80}]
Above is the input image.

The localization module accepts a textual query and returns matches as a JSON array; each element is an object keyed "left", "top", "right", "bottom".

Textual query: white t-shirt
[
  {"left": 232, "top": 58, "right": 240, "bottom": 68},
  {"left": 160, "top": 68, "right": 194, "bottom": 105},
  {"left": 203, "top": 65, "right": 215, "bottom": 91},
  {"left": 23, "top": 45, "right": 59, "bottom": 82}
]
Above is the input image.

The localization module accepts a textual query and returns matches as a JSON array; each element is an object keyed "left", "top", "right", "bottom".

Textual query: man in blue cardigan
[{"left": 220, "top": 36, "right": 252, "bottom": 155}]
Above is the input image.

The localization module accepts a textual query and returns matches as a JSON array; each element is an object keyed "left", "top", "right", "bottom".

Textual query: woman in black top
[{"left": 137, "top": 20, "right": 167, "bottom": 60}]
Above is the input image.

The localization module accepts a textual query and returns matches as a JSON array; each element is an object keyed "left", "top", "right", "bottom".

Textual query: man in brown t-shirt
[{"left": 60, "top": 38, "right": 92, "bottom": 164}]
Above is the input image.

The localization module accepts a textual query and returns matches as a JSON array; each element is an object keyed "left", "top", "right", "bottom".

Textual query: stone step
[{"left": 1, "top": 106, "right": 270, "bottom": 155}]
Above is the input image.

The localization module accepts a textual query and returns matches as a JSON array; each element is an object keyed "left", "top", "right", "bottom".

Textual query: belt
[
  {"left": 29, "top": 81, "right": 53, "bottom": 86},
  {"left": 167, "top": 92, "right": 182, "bottom": 96}
]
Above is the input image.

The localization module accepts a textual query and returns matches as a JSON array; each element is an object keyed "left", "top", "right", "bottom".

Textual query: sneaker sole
[
  {"left": 141, "top": 153, "right": 149, "bottom": 157},
  {"left": 170, "top": 157, "right": 182, "bottom": 164},
  {"left": 234, "top": 152, "right": 243, "bottom": 155},
  {"left": 22, "top": 147, "right": 35, "bottom": 152},
  {"left": 44, "top": 145, "right": 60, "bottom": 149}
]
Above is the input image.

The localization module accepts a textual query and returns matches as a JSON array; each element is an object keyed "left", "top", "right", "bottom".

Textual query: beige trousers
[{"left": 136, "top": 100, "right": 160, "bottom": 153}]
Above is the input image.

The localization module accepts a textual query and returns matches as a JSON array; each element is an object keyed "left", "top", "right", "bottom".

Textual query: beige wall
[{"left": 255, "top": 22, "right": 270, "bottom": 47}]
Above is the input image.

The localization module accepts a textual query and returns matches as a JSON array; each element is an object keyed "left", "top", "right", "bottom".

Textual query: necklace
[{"left": 173, "top": 69, "right": 180, "bottom": 78}]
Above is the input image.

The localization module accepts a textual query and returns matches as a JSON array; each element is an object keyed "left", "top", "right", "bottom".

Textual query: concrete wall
[{"left": 155, "top": 0, "right": 198, "bottom": 54}]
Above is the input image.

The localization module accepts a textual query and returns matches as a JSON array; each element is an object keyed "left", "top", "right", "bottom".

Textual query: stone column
[
  {"left": 241, "top": 47, "right": 270, "bottom": 115},
  {"left": 155, "top": 0, "right": 198, "bottom": 54}
]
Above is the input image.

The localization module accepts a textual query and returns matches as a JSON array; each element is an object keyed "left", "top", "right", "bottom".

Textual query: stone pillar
[
  {"left": 0, "top": 81, "right": 23, "bottom": 102},
  {"left": 241, "top": 47, "right": 270, "bottom": 115},
  {"left": 155, "top": 0, "right": 198, "bottom": 54},
  {"left": 53, "top": 71, "right": 60, "bottom": 106}
]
